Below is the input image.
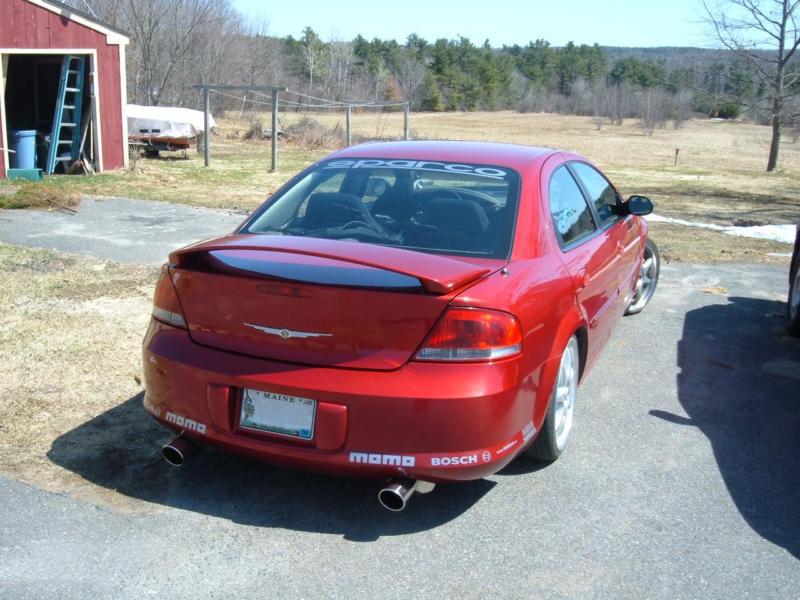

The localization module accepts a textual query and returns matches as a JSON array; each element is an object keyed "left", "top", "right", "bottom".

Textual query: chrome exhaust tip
[
  {"left": 378, "top": 479, "right": 435, "bottom": 512},
  {"left": 161, "top": 435, "right": 198, "bottom": 467}
]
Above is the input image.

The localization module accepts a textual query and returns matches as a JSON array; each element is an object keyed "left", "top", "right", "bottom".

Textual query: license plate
[{"left": 240, "top": 389, "right": 316, "bottom": 440}]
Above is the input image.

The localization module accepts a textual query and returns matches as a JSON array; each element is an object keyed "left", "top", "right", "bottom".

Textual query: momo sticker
[
  {"left": 349, "top": 452, "right": 415, "bottom": 467},
  {"left": 142, "top": 394, "right": 161, "bottom": 418},
  {"left": 166, "top": 411, "right": 207, "bottom": 435}
]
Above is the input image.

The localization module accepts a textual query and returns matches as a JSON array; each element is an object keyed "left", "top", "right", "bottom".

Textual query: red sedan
[{"left": 142, "top": 141, "right": 659, "bottom": 510}]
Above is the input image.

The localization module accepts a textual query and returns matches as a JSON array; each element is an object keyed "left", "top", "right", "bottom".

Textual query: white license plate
[{"left": 240, "top": 389, "right": 316, "bottom": 440}]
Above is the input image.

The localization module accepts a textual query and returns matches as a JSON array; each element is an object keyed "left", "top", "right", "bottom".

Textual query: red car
[{"left": 142, "top": 141, "right": 659, "bottom": 511}]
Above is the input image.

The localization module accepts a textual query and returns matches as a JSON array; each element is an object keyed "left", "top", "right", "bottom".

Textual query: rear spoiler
[{"left": 169, "top": 234, "right": 493, "bottom": 295}]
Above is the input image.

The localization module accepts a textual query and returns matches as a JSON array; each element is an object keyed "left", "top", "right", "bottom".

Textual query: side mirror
[{"left": 625, "top": 195, "right": 654, "bottom": 216}]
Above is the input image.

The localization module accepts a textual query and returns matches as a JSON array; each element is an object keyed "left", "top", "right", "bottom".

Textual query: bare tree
[
  {"left": 301, "top": 27, "right": 325, "bottom": 93},
  {"left": 638, "top": 88, "right": 670, "bottom": 135},
  {"left": 398, "top": 55, "right": 426, "bottom": 107},
  {"left": 671, "top": 89, "right": 695, "bottom": 128},
  {"left": 323, "top": 41, "right": 354, "bottom": 101},
  {"left": 703, "top": 0, "right": 800, "bottom": 171},
  {"left": 127, "top": 0, "right": 218, "bottom": 105}
]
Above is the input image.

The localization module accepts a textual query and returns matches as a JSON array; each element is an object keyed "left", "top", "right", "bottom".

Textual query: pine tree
[{"left": 421, "top": 71, "right": 445, "bottom": 111}]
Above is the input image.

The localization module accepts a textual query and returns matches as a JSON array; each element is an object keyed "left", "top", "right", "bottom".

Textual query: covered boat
[{"left": 127, "top": 104, "right": 215, "bottom": 155}]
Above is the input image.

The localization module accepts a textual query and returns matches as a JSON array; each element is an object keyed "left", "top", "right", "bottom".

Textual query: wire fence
[{"left": 198, "top": 85, "right": 411, "bottom": 171}]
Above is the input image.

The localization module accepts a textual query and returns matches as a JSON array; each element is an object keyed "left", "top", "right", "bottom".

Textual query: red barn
[{"left": 0, "top": 0, "right": 129, "bottom": 178}]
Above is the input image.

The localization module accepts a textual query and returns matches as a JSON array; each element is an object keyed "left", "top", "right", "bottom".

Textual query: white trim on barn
[
  {"left": 89, "top": 51, "right": 104, "bottom": 172},
  {"left": 0, "top": 54, "right": 8, "bottom": 174},
  {"left": 0, "top": 48, "right": 101, "bottom": 175},
  {"left": 119, "top": 43, "right": 128, "bottom": 169},
  {"left": 24, "top": 0, "right": 129, "bottom": 46}
]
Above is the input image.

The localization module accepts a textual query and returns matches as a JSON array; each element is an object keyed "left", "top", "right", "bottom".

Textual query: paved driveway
[
  {"left": 0, "top": 197, "right": 245, "bottom": 263},
  {"left": 0, "top": 201, "right": 798, "bottom": 598}
]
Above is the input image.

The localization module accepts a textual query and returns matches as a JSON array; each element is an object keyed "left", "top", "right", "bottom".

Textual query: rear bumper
[{"left": 143, "top": 319, "right": 544, "bottom": 482}]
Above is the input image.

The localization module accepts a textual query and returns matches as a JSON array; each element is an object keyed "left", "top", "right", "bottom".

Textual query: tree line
[
  {"left": 79, "top": 0, "right": 799, "bottom": 167},
  {"left": 80, "top": 0, "right": 781, "bottom": 114}
]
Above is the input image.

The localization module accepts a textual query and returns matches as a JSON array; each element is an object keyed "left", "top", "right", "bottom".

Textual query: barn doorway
[{"left": 2, "top": 52, "right": 98, "bottom": 174}]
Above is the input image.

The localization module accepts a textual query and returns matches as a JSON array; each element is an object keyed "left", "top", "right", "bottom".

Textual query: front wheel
[
  {"left": 625, "top": 238, "right": 660, "bottom": 315},
  {"left": 526, "top": 335, "right": 580, "bottom": 463}
]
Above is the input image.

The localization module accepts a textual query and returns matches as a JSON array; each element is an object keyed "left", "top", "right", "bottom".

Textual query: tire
[
  {"left": 527, "top": 335, "right": 580, "bottom": 463},
  {"left": 625, "top": 238, "right": 660, "bottom": 315},
  {"left": 788, "top": 256, "right": 800, "bottom": 337}
]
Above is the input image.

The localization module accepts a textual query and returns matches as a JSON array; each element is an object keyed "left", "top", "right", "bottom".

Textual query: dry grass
[
  {"left": 0, "top": 183, "right": 81, "bottom": 210},
  {"left": 0, "top": 243, "right": 158, "bottom": 508},
  {"left": 648, "top": 222, "right": 792, "bottom": 264}
]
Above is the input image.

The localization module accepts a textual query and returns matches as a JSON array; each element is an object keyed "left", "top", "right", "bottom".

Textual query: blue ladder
[{"left": 46, "top": 55, "right": 86, "bottom": 174}]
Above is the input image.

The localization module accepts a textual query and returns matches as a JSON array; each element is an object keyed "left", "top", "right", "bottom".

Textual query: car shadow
[
  {"left": 47, "top": 393, "right": 494, "bottom": 541},
  {"left": 651, "top": 296, "right": 800, "bottom": 558}
]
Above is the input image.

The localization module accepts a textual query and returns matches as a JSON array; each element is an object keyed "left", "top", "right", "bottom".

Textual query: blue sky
[{"left": 232, "top": 0, "right": 711, "bottom": 47}]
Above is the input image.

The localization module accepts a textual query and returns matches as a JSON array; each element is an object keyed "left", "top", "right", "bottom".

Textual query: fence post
[
  {"left": 203, "top": 87, "right": 210, "bottom": 167},
  {"left": 239, "top": 91, "right": 248, "bottom": 118},
  {"left": 346, "top": 105, "right": 352, "bottom": 147},
  {"left": 271, "top": 89, "right": 279, "bottom": 172},
  {"left": 403, "top": 102, "right": 410, "bottom": 140}
]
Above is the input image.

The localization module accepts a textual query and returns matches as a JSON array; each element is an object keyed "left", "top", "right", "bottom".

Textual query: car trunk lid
[{"left": 168, "top": 235, "right": 502, "bottom": 370}]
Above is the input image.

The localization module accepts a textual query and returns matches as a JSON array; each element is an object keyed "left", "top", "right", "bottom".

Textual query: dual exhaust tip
[
  {"left": 161, "top": 435, "right": 198, "bottom": 467},
  {"left": 378, "top": 478, "right": 436, "bottom": 512},
  {"left": 161, "top": 435, "right": 434, "bottom": 511}
]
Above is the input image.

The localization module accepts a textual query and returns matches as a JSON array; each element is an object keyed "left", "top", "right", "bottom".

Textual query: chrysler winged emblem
[{"left": 243, "top": 323, "right": 332, "bottom": 339}]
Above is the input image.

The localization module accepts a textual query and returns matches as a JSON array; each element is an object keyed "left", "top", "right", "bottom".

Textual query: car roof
[{"left": 329, "top": 140, "right": 561, "bottom": 172}]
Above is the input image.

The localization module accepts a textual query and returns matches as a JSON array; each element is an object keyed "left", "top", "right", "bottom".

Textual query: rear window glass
[{"left": 243, "top": 159, "right": 521, "bottom": 259}]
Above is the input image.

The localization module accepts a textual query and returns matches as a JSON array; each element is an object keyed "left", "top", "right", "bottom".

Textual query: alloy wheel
[
  {"left": 554, "top": 337, "right": 579, "bottom": 450},
  {"left": 628, "top": 244, "right": 658, "bottom": 313}
]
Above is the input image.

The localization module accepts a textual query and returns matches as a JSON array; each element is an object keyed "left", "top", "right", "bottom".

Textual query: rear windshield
[{"left": 243, "top": 158, "right": 521, "bottom": 259}]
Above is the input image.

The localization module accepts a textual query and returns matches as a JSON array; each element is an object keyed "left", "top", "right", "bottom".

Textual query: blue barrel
[{"left": 9, "top": 129, "right": 37, "bottom": 169}]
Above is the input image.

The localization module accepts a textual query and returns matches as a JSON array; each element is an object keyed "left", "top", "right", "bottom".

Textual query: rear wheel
[
  {"left": 788, "top": 260, "right": 800, "bottom": 337},
  {"left": 625, "top": 238, "right": 660, "bottom": 315},
  {"left": 527, "top": 335, "right": 580, "bottom": 463}
]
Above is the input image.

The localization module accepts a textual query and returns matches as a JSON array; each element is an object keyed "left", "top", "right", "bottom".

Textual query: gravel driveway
[{"left": 0, "top": 200, "right": 798, "bottom": 598}]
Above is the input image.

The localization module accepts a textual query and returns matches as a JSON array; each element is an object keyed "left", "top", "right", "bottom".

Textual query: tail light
[
  {"left": 415, "top": 307, "right": 522, "bottom": 362},
  {"left": 152, "top": 265, "right": 187, "bottom": 329}
]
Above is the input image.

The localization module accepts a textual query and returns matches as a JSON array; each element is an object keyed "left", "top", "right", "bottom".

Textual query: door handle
[{"left": 574, "top": 269, "right": 589, "bottom": 290}]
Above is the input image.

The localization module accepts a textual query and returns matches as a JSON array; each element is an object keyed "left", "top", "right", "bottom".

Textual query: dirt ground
[{"left": 0, "top": 243, "right": 157, "bottom": 509}]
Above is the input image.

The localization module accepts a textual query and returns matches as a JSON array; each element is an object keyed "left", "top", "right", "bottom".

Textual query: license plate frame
[{"left": 239, "top": 388, "right": 316, "bottom": 440}]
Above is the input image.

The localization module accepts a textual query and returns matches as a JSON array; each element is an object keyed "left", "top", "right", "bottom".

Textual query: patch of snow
[{"left": 646, "top": 214, "right": 796, "bottom": 245}]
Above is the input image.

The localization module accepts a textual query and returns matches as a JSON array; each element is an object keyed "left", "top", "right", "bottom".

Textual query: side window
[
  {"left": 571, "top": 162, "right": 620, "bottom": 226},
  {"left": 548, "top": 165, "right": 598, "bottom": 246},
  {"left": 314, "top": 171, "right": 346, "bottom": 194}
]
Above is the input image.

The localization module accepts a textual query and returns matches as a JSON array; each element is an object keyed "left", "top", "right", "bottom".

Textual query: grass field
[{"left": 1, "top": 111, "right": 796, "bottom": 262}]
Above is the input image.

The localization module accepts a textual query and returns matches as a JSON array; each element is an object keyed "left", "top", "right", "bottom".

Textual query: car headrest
[
  {"left": 417, "top": 197, "right": 490, "bottom": 234},
  {"left": 304, "top": 192, "right": 363, "bottom": 229},
  {"left": 373, "top": 182, "right": 415, "bottom": 221}
]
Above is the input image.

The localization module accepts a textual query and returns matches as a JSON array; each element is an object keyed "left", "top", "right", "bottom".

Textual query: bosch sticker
[{"left": 430, "top": 454, "right": 478, "bottom": 467}]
